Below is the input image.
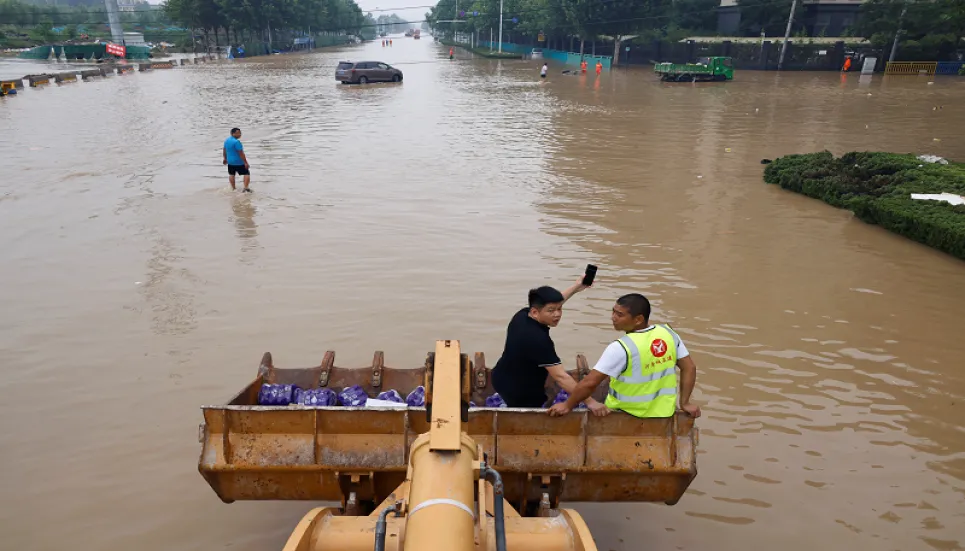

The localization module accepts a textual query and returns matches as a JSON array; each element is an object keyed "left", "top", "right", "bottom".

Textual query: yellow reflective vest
[{"left": 604, "top": 325, "right": 678, "bottom": 418}]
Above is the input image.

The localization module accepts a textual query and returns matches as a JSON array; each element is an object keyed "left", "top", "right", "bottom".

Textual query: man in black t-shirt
[{"left": 491, "top": 282, "right": 610, "bottom": 416}]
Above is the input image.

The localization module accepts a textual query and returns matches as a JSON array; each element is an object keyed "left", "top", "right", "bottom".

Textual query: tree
[{"left": 737, "top": 0, "right": 803, "bottom": 37}]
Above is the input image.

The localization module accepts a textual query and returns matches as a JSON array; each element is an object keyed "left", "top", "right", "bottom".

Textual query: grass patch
[{"left": 764, "top": 151, "right": 965, "bottom": 260}]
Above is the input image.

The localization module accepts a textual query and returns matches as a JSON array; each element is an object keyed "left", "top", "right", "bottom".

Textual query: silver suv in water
[{"left": 336, "top": 61, "right": 403, "bottom": 84}]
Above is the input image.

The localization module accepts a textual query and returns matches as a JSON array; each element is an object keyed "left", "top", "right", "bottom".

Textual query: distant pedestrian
[
  {"left": 595, "top": 61, "right": 602, "bottom": 75},
  {"left": 842, "top": 57, "right": 852, "bottom": 72},
  {"left": 449, "top": 47, "right": 454, "bottom": 60},
  {"left": 581, "top": 59, "right": 587, "bottom": 73},
  {"left": 223, "top": 127, "right": 251, "bottom": 193},
  {"left": 540, "top": 62, "right": 548, "bottom": 79}
]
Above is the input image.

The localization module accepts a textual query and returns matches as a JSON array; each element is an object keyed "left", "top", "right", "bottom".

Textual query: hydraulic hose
[
  {"left": 374, "top": 501, "right": 402, "bottom": 551},
  {"left": 480, "top": 465, "right": 507, "bottom": 551}
]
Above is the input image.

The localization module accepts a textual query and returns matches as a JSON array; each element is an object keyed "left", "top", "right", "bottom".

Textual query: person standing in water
[
  {"left": 580, "top": 59, "right": 587, "bottom": 73},
  {"left": 595, "top": 61, "right": 602, "bottom": 75},
  {"left": 540, "top": 62, "right": 548, "bottom": 79},
  {"left": 223, "top": 127, "right": 251, "bottom": 193}
]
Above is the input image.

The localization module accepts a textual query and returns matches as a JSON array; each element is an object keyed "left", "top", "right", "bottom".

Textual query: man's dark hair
[
  {"left": 616, "top": 293, "right": 651, "bottom": 320},
  {"left": 230, "top": 127, "right": 241, "bottom": 134},
  {"left": 528, "top": 286, "right": 564, "bottom": 309}
]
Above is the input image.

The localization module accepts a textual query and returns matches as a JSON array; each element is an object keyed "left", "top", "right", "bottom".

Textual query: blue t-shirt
[{"left": 224, "top": 136, "right": 244, "bottom": 165}]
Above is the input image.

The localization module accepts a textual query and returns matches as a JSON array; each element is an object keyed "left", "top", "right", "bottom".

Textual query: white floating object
[
  {"left": 917, "top": 154, "right": 947, "bottom": 165},
  {"left": 910, "top": 193, "right": 965, "bottom": 206}
]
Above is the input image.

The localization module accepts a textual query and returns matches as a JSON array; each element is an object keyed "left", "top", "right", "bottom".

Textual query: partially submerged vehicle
[
  {"left": 198, "top": 340, "right": 699, "bottom": 550},
  {"left": 655, "top": 56, "right": 734, "bottom": 82}
]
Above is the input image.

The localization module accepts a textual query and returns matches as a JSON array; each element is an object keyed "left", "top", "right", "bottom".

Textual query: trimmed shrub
[{"left": 764, "top": 152, "right": 965, "bottom": 260}]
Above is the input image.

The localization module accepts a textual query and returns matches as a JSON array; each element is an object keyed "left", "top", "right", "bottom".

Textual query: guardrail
[
  {"left": 2, "top": 56, "right": 218, "bottom": 98},
  {"left": 935, "top": 61, "right": 964, "bottom": 75},
  {"left": 884, "top": 61, "right": 938, "bottom": 75}
]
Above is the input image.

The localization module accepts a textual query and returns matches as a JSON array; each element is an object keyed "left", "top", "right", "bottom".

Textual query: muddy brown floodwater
[{"left": 1, "top": 37, "right": 964, "bottom": 551}]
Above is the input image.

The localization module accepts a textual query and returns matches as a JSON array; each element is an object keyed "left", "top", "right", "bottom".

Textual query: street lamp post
[{"left": 498, "top": 0, "right": 504, "bottom": 53}]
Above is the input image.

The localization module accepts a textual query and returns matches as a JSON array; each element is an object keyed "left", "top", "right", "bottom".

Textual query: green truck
[{"left": 654, "top": 56, "right": 734, "bottom": 82}]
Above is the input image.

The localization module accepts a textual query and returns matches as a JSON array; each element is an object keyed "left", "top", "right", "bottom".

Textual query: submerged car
[{"left": 336, "top": 60, "right": 403, "bottom": 84}]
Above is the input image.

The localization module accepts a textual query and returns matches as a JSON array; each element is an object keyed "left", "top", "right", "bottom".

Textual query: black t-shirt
[{"left": 492, "top": 308, "right": 562, "bottom": 408}]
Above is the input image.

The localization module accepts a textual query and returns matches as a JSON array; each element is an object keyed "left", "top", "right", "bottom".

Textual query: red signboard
[{"left": 106, "top": 43, "right": 126, "bottom": 57}]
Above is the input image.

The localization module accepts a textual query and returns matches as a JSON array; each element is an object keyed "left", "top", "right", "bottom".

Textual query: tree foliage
[
  {"left": 162, "top": 0, "right": 367, "bottom": 39},
  {"left": 856, "top": 0, "right": 965, "bottom": 55},
  {"left": 425, "top": 0, "right": 674, "bottom": 43}
]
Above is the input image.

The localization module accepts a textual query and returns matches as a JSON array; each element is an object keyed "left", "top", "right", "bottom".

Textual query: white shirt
[
  {"left": 592, "top": 325, "right": 690, "bottom": 378},
  {"left": 540, "top": 65, "right": 548, "bottom": 75}
]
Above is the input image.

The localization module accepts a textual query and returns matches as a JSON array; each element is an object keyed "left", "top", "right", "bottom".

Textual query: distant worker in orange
[
  {"left": 449, "top": 47, "right": 454, "bottom": 60},
  {"left": 842, "top": 57, "right": 852, "bottom": 72},
  {"left": 595, "top": 61, "right": 602, "bottom": 75},
  {"left": 581, "top": 59, "right": 587, "bottom": 73}
]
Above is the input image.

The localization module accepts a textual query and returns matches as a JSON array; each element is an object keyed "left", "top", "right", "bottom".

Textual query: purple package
[
  {"left": 298, "top": 388, "right": 338, "bottom": 406},
  {"left": 376, "top": 389, "right": 404, "bottom": 403},
  {"left": 552, "top": 390, "right": 586, "bottom": 409},
  {"left": 484, "top": 393, "right": 507, "bottom": 408},
  {"left": 406, "top": 386, "right": 426, "bottom": 407},
  {"left": 338, "top": 385, "right": 368, "bottom": 407},
  {"left": 258, "top": 384, "right": 299, "bottom": 406}
]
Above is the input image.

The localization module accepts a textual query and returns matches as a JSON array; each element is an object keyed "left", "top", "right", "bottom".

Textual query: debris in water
[
  {"left": 917, "top": 155, "right": 948, "bottom": 165},
  {"left": 851, "top": 288, "right": 883, "bottom": 295}
]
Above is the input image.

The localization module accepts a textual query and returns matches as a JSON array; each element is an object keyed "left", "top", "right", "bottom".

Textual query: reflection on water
[
  {"left": 1, "top": 39, "right": 964, "bottom": 551},
  {"left": 231, "top": 194, "right": 259, "bottom": 263}
]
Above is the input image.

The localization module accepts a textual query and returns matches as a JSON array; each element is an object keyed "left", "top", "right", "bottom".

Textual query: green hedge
[{"left": 763, "top": 152, "right": 965, "bottom": 260}]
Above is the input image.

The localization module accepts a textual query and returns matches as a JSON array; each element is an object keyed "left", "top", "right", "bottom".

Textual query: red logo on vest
[{"left": 650, "top": 339, "right": 668, "bottom": 357}]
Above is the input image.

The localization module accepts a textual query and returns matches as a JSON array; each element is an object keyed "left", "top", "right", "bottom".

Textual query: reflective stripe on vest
[{"left": 604, "top": 324, "right": 678, "bottom": 418}]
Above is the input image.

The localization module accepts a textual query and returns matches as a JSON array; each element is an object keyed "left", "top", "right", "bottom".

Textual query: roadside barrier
[
  {"left": 7, "top": 55, "right": 229, "bottom": 97},
  {"left": 935, "top": 61, "right": 964, "bottom": 75},
  {"left": 1, "top": 80, "right": 20, "bottom": 95},
  {"left": 885, "top": 61, "right": 938, "bottom": 76}
]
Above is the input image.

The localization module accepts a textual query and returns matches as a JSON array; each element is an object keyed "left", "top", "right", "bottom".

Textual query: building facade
[{"left": 718, "top": 0, "right": 863, "bottom": 37}]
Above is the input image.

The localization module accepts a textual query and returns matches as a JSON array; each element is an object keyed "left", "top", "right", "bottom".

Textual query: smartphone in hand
[{"left": 582, "top": 264, "right": 598, "bottom": 287}]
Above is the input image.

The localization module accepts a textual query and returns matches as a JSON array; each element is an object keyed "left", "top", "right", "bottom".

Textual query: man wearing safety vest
[{"left": 548, "top": 293, "right": 700, "bottom": 418}]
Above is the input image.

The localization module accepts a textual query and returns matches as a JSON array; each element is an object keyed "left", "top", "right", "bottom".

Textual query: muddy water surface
[{"left": 1, "top": 38, "right": 963, "bottom": 551}]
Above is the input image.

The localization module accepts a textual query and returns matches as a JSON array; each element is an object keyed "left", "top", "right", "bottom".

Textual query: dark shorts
[
  {"left": 227, "top": 164, "right": 249, "bottom": 176},
  {"left": 540, "top": 74, "right": 546, "bottom": 78}
]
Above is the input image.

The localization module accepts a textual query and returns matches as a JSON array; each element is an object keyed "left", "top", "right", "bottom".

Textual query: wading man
[
  {"left": 492, "top": 281, "right": 609, "bottom": 416},
  {"left": 548, "top": 293, "right": 700, "bottom": 419},
  {"left": 223, "top": 127, "right": 251, "bottom": 193}
]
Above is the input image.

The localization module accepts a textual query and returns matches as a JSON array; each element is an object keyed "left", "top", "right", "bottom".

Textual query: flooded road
[{"left": 2, "top": 37, "right": 964, "bottom": 551}]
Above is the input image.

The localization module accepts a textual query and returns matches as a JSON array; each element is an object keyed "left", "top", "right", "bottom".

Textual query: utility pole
[
  {"left": 777, "top": 0, "right": 799, "bottom": 70},
  {"left": 498, "top": 0, "right": 504, "bottom": 53},
  {"left": 889, "top": 2, "right": 907, "bottom": 63},
  {"left": 103, "top": 0, "right": 123, "bottom": 44}
]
